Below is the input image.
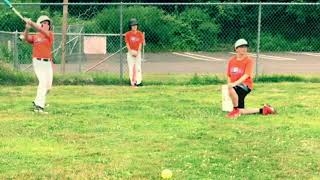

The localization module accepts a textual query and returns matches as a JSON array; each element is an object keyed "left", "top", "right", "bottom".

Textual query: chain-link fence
[{"left": 0, "top": 2, "right": 320, "bottom": 76}]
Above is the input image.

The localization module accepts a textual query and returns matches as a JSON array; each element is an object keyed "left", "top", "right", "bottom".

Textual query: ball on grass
[{"left": 161, "top": 169, "right": 172, "bottom": 179}]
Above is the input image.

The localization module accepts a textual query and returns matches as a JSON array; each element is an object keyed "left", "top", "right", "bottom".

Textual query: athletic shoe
[
  {"left": 226, "top": 108, "right": 241, "bottom": 119},
  {"left": 135, "top": 83, "right": 143, "bottom": 87},
  {"left": 33, "top": 101, "right": 49, "bottom": 108},
  {"left": 33, "top": 105, "right": 48, "bottom": 115},
  {"left": 262, "top": 104, "right": 276, "bottom": 115},
  {"left": 32, "top": 101, "right": 36, "bottom": 108}
]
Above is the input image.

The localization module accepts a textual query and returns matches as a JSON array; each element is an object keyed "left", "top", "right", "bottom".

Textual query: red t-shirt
[
  {"left": 125, "top": 30, "right": 144, "bottom": 51},
  {"left": 227, "top": 55, "right": 254, "bottom": 90},
  {"left": 28, "top": 31, "right": 54, "bottom": 59}
]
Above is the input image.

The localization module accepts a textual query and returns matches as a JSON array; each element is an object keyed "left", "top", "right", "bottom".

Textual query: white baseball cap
[
  {"left": 36, "top": 15, "right": 52, "bottom": 26},
  {"left": 234, "top": 39, "right": 248, "bottom": 49}
]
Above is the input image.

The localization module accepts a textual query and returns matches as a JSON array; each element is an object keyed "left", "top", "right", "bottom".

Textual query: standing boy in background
[{"left": 125, "top": 18, "right": 144, "bottom": 87}]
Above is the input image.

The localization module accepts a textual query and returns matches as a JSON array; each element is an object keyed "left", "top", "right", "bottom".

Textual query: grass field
[{"left": 0, "top": 83, "right": 320, "bottom": 179}]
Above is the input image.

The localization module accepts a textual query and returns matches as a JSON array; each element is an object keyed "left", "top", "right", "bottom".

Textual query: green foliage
[
  {"left": 0, "top": 8, "right": 52, "bottom": 32},
  {"left": 0, "top": 43, "right": 13, "bottom": 63},
  {"left": 187, "top": 74, "right": 225, "bottom": 85},
  {"left": 255, "top": 74, "right": 308, "bottom": 83},
  {"left": 169, "top": 7, "right": 221, "bottom": 51},
  {"left": 84, "top": 7, "right": 120, "bottom": 34},
  {"left": 53, "top": 73, "right": 124, "bottom": 85},
  {"left": 0, "top": 37, "right": 35, "bottom": 65},
  {"left": 17, "top": 41, "right": 33, "bottom": 64},
  {"left": 260, "top": 33, "right": 290, "bottom": 51},
  {"left": 167, "top": 16, "right": 200, "bottom": 51},
  {"left": 1, "top": 4, "right": 320, "bottom": 52},
  {"left": 0, "top": 62, "right": 35, "bottom": 85},
  {"left": 0, "top": 12, "right": 25, "bottom": 32},
  {"left": 260, "top": 33, "right": 320, "bottom": 52}
]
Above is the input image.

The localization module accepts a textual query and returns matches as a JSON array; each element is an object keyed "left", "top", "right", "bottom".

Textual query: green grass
[{"left": 0, "top": 83, "right": 320, "bottom": 179}]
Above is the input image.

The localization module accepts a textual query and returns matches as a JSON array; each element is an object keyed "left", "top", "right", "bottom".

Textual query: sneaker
[
  {"left": 33, "top": 101, "right": 49, "bottom": 108},
  {"left": 135, "top": 83, "right": 143, "bottom": 87},
  {"left": 33, "top": 106, "right": 48, "bottom": 115},
  {"left": 32, "top": 101, "right": 36, "bottom": 108},
  {"left": 226, "top": 108, "right": 241, "bottom": 118},
  {"left": 262, "top": 104, "right": 276, "bottom": 115}
]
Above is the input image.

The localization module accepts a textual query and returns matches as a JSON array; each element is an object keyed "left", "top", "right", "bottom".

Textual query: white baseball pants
[
  {"left": 127, "top": 52, "right": 142, "bottom": 85},
  {"left": 32, "top": 58, "right": 53, "bottom": 108}
]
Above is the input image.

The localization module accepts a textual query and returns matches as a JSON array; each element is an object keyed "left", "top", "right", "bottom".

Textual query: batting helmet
[
  {"left": 129, "top": 18, "right": 138, "bottom": 26},
  {"left": 36, "top": 15, "right": 52, "bottom": 30},
  {"left": 234, "top": 39, "right": 248, "bottom": 49}
]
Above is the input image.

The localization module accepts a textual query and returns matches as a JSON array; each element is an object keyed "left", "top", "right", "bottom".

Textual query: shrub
[{"left": 0, "top": 62, "right": 35, "bottom": 85}]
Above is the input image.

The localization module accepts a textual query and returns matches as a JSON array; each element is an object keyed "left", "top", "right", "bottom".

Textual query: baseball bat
[
  {"left": 85, "top": 47, "right": 126, "bottom": 72},
  {"left": 2, "top": 0, "right": 26, "bottom": 22},
  {"left": 221, "top": 85, "right": 233, "bottom": 112}
]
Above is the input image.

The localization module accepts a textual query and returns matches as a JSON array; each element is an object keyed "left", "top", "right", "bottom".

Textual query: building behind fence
[{"left": 0, "top": 2, "right": 319, "bottom": 77}]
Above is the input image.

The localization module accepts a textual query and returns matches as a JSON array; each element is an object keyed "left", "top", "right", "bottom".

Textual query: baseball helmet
[{"left": 129, "top": 18, "right": 138, "bottom": 26}]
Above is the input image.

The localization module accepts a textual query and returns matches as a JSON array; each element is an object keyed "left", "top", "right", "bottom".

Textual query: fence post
[
  {"left": 61, "top": 0, "right": 69, "bottom": 74},
  {"left": 78, "top": 31, "right": 83, "bottom": 72},
  {"left": 119, "top": 2, "right": 124, "bottom": 82},
  {"left": 256, "top": 3, "right": 262, "bottom": 77},
  {"left": 13, "top": 30, "right": 19, "bottom": 71}
]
